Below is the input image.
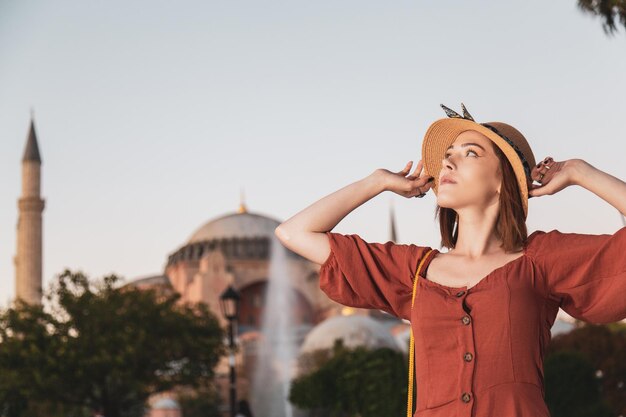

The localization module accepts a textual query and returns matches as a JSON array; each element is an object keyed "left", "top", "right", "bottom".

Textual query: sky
[{"left": 0, "top": 0, "right": 625, "bottom": 308}]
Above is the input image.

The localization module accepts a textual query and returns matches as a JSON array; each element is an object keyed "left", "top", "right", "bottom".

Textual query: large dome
[
  {"left": 299, "top": 315, "right": 402, "bottom": 354},
  {"left": 187, "top": 211, "right": 281, "bottom": 243}
]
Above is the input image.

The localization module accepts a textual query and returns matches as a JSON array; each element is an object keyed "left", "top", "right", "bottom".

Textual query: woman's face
[{"left": 436, "top": 130, "right": 502, "bottom": 212}]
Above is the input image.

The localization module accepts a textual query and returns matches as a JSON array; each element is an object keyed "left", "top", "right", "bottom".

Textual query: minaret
[
  {"left": 14, "top": 115, "right": 45, "bottom": 304},
  {"left": 389, "top": 198, "right": 398, "bottom": 243}
]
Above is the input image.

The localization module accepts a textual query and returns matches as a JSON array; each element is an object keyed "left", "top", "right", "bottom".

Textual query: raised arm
[
  {"left": 274, "top": 160, "right": 435, "bottom": 265},
  {"left": 530, "top": 158, "right": 626, "bottom": 215},
  {"left": 573, "top": 160, "right": 626, "bottom": 215}
]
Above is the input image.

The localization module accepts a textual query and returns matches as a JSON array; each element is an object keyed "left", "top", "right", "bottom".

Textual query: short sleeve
[
  {"left": 529, "top": 226, "right": 626, "bottom": 324},
  {"left": 318, "top": 231, "right": 432, "bottom": 320}
]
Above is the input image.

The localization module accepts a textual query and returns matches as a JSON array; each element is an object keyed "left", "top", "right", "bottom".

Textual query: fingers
[
  {"left": 530, "top": 157, "right": 568, "bottom": 198},
  {"left": 531, "top": 157, "right": 556, "bottom": 184},
  {"left": 409, "top": 174, "right": 435, "bottom": 197},
  {"left": 411, "top": 159, "right": 424, "bottom": 178},
  {"left": 398, "top": 161, "right": 413, "bottom": 175},
  {"left": 404, "top": 159, "right": 424, "bottom": 180},
  {"left": 529, "top": 180, "right": 554, "bottom": 198},
  {"left": 397, "top": 159, "right": 434, "bottom": 198}
]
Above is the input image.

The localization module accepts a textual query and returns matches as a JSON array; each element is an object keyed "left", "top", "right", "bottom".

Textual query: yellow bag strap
[{"left": 407, "top": 248, "right": 434, "bottom": 417}]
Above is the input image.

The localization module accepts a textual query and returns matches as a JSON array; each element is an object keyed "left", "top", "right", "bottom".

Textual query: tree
[
  {"left": 0, "top": 269, "right": 227, "bottom": 417},
  {"left": 577, "top": 0, "right": 626, "bottom": 36},
  {"left": 176, "top": 382, "right": 223, "bottom": 417},
  {"left": 544, "top": 351, "right": 613, "bottom": 417},
  {"left": 546, "top": 323, "right": 626, "bottom": 416},
  {"left": 290, "top": 340, "right": 407, "bottom": 417}
]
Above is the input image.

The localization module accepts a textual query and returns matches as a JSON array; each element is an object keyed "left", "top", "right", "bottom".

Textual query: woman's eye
[{"left": 445, "top": 150, "right": 478, "bottom": 158}]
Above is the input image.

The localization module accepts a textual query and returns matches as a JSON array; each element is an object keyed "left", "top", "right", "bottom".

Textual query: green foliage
[
  {"left": 291, "top": 324, "right": 626, "bottom": 417},
  {"left": 0, "top": 269, "right": 227, "bottom": 417},
  {"left": 546, "top": 323, "right": 626, "bottom": 416},
  {"left": 577, "top": 0, "right": 626, "bottom": 36},
  {"left": 289, "top": 340, "right": 407, "bottom": 417},
  {"left": 544, "top": 350, "right": 613, "bottom": 417},
  {"left": 176, "top": 383, "right": 223, "bottom": 417}
]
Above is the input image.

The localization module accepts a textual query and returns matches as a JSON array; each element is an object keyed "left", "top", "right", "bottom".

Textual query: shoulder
[
  {"left": 323, "top": 231, "right": 433, "bottom": 273},
  {"left": 327, "top": 231, "right": 431, "bottom": 252},
  {"left": 525, "top": 229, "right": 553, "bottom": 248},
  {"left": 524, "top": 227, "right": 624, "bottom": 260}
]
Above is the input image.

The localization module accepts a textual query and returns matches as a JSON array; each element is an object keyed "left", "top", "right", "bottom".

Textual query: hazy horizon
[{"left": 1, "top": 0, "right": 625, "bottom": 307}]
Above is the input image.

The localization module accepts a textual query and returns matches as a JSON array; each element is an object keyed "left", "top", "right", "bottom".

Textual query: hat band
[{"left": 480, "top": 123, "right": 532, "bottom": 184}]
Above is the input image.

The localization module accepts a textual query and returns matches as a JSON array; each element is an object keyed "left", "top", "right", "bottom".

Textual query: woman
[{"left": 274, "top": 103, "right": 626, "bottom": 417}]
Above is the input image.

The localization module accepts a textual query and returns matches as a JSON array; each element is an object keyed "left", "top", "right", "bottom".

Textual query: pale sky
[{"left": 1, "top": 0, "right": 625, "bottom": 307}]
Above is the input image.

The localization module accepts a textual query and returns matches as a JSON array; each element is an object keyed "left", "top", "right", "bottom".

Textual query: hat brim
[{"left": 421, "top": 118, "right": 530, "bottom": 218}]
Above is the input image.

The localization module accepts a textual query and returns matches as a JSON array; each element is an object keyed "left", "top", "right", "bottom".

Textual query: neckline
[{"left": 418, "top": 233, "right": 536, "bottom": 292}]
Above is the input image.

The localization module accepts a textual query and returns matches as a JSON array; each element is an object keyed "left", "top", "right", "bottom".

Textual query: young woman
[{"left": 274, "top": 103, "right": 626, "bottom": 417}]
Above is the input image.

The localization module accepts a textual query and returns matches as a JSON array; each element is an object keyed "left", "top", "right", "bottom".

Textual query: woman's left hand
[
  {"left": 529, "top": 157, "right": 582, "bottom": 198},
  {"left": 530, "top": 157, "right": 626, "bottom": 216}
]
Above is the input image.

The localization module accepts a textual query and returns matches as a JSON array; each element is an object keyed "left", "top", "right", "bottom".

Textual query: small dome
[
  {"left": 153, "top": 398, "right": 180, "bottom": 410},
  {"left": 300, "top": 315, "right": 401, "bottom": 354},
  {"left": 187, "top": 211, "right": 281, "bottom": 243},
  {"left": 126, "top": 274, "right": 171, "bottom": 287},
  {"left": 550, "top": 318, "right": 575, "bottom": 337},
  {"left": 393, "top": 327, "right": 411, "bottom": 354}
]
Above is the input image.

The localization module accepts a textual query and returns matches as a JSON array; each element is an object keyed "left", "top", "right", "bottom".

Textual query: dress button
[
  {"left": 461, "top": 315, "right": 471, "bottom": 325},
  {"left": 464, "top": 352, "right": 473, "bottom": 362},
  {"left": 461, "top": 392, "right": 472, "bottom": 403},
  {"left": 456, "top": 290, "right": 465, "bottom": 297}
]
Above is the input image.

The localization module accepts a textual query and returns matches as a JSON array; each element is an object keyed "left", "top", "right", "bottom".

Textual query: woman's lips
[{"left": 440, "top": 174, "right": 457, "bottom": 185}]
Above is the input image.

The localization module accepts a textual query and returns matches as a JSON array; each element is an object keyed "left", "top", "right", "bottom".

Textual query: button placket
[{"left": 457, "top": 290, "right": 476, "bottom": 413}]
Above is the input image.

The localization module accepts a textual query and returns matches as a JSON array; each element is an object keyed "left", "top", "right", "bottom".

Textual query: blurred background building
[{"left": 13, "top": 117, "right": 584, "bottom": 417}]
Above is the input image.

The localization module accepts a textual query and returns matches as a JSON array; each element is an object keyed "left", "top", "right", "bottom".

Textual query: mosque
[{"left": 13, "top": 118, "right": 578, "bottom": 417}]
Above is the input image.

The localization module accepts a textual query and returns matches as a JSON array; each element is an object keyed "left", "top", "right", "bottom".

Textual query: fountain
[{"left": 250, "top": 234, "right": 300, "bottom": 417}]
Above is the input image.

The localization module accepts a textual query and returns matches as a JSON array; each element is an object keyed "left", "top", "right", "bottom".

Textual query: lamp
[
  {"left": 220, "top": 285, "right": 241, "bottom": 321},
  {"left": 219, "top": 285, "right": 241, "bottom": 417}
]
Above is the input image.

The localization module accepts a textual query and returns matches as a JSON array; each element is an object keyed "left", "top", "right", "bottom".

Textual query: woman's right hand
[{"left": 375, "top": 160, "right": 435, "bottom": 198}]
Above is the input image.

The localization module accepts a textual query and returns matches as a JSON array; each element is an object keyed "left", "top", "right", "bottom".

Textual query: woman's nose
[{"left": 442, "top": 156, "right": 455, "bottom": 169}]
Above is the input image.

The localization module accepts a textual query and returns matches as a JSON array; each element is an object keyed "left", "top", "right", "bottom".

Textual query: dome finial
[{"left": 238, "top": 187, "right": 247, "bottom": 213}]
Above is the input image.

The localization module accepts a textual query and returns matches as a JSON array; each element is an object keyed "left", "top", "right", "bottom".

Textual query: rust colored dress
[{"left": 318, "top": 227, "right": 626, "bottom": 417}]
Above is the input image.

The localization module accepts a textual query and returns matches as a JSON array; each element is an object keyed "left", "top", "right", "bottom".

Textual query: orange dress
[{"left": 318, "top": 227, "right": 626, "bottom": 417}]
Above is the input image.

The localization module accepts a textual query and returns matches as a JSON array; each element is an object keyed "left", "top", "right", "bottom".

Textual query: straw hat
[{"left": 421, "top": 103, "right": 537, "bottom": 219}]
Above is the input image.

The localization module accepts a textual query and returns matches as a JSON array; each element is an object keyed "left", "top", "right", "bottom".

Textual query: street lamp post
[{"left": 220, "top": 285, "right": 241, "bottom": 417}]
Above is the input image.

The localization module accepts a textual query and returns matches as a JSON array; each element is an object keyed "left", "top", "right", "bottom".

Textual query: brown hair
[{"left": 435, "top": 141, "right": 528, "bottom": 252}]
